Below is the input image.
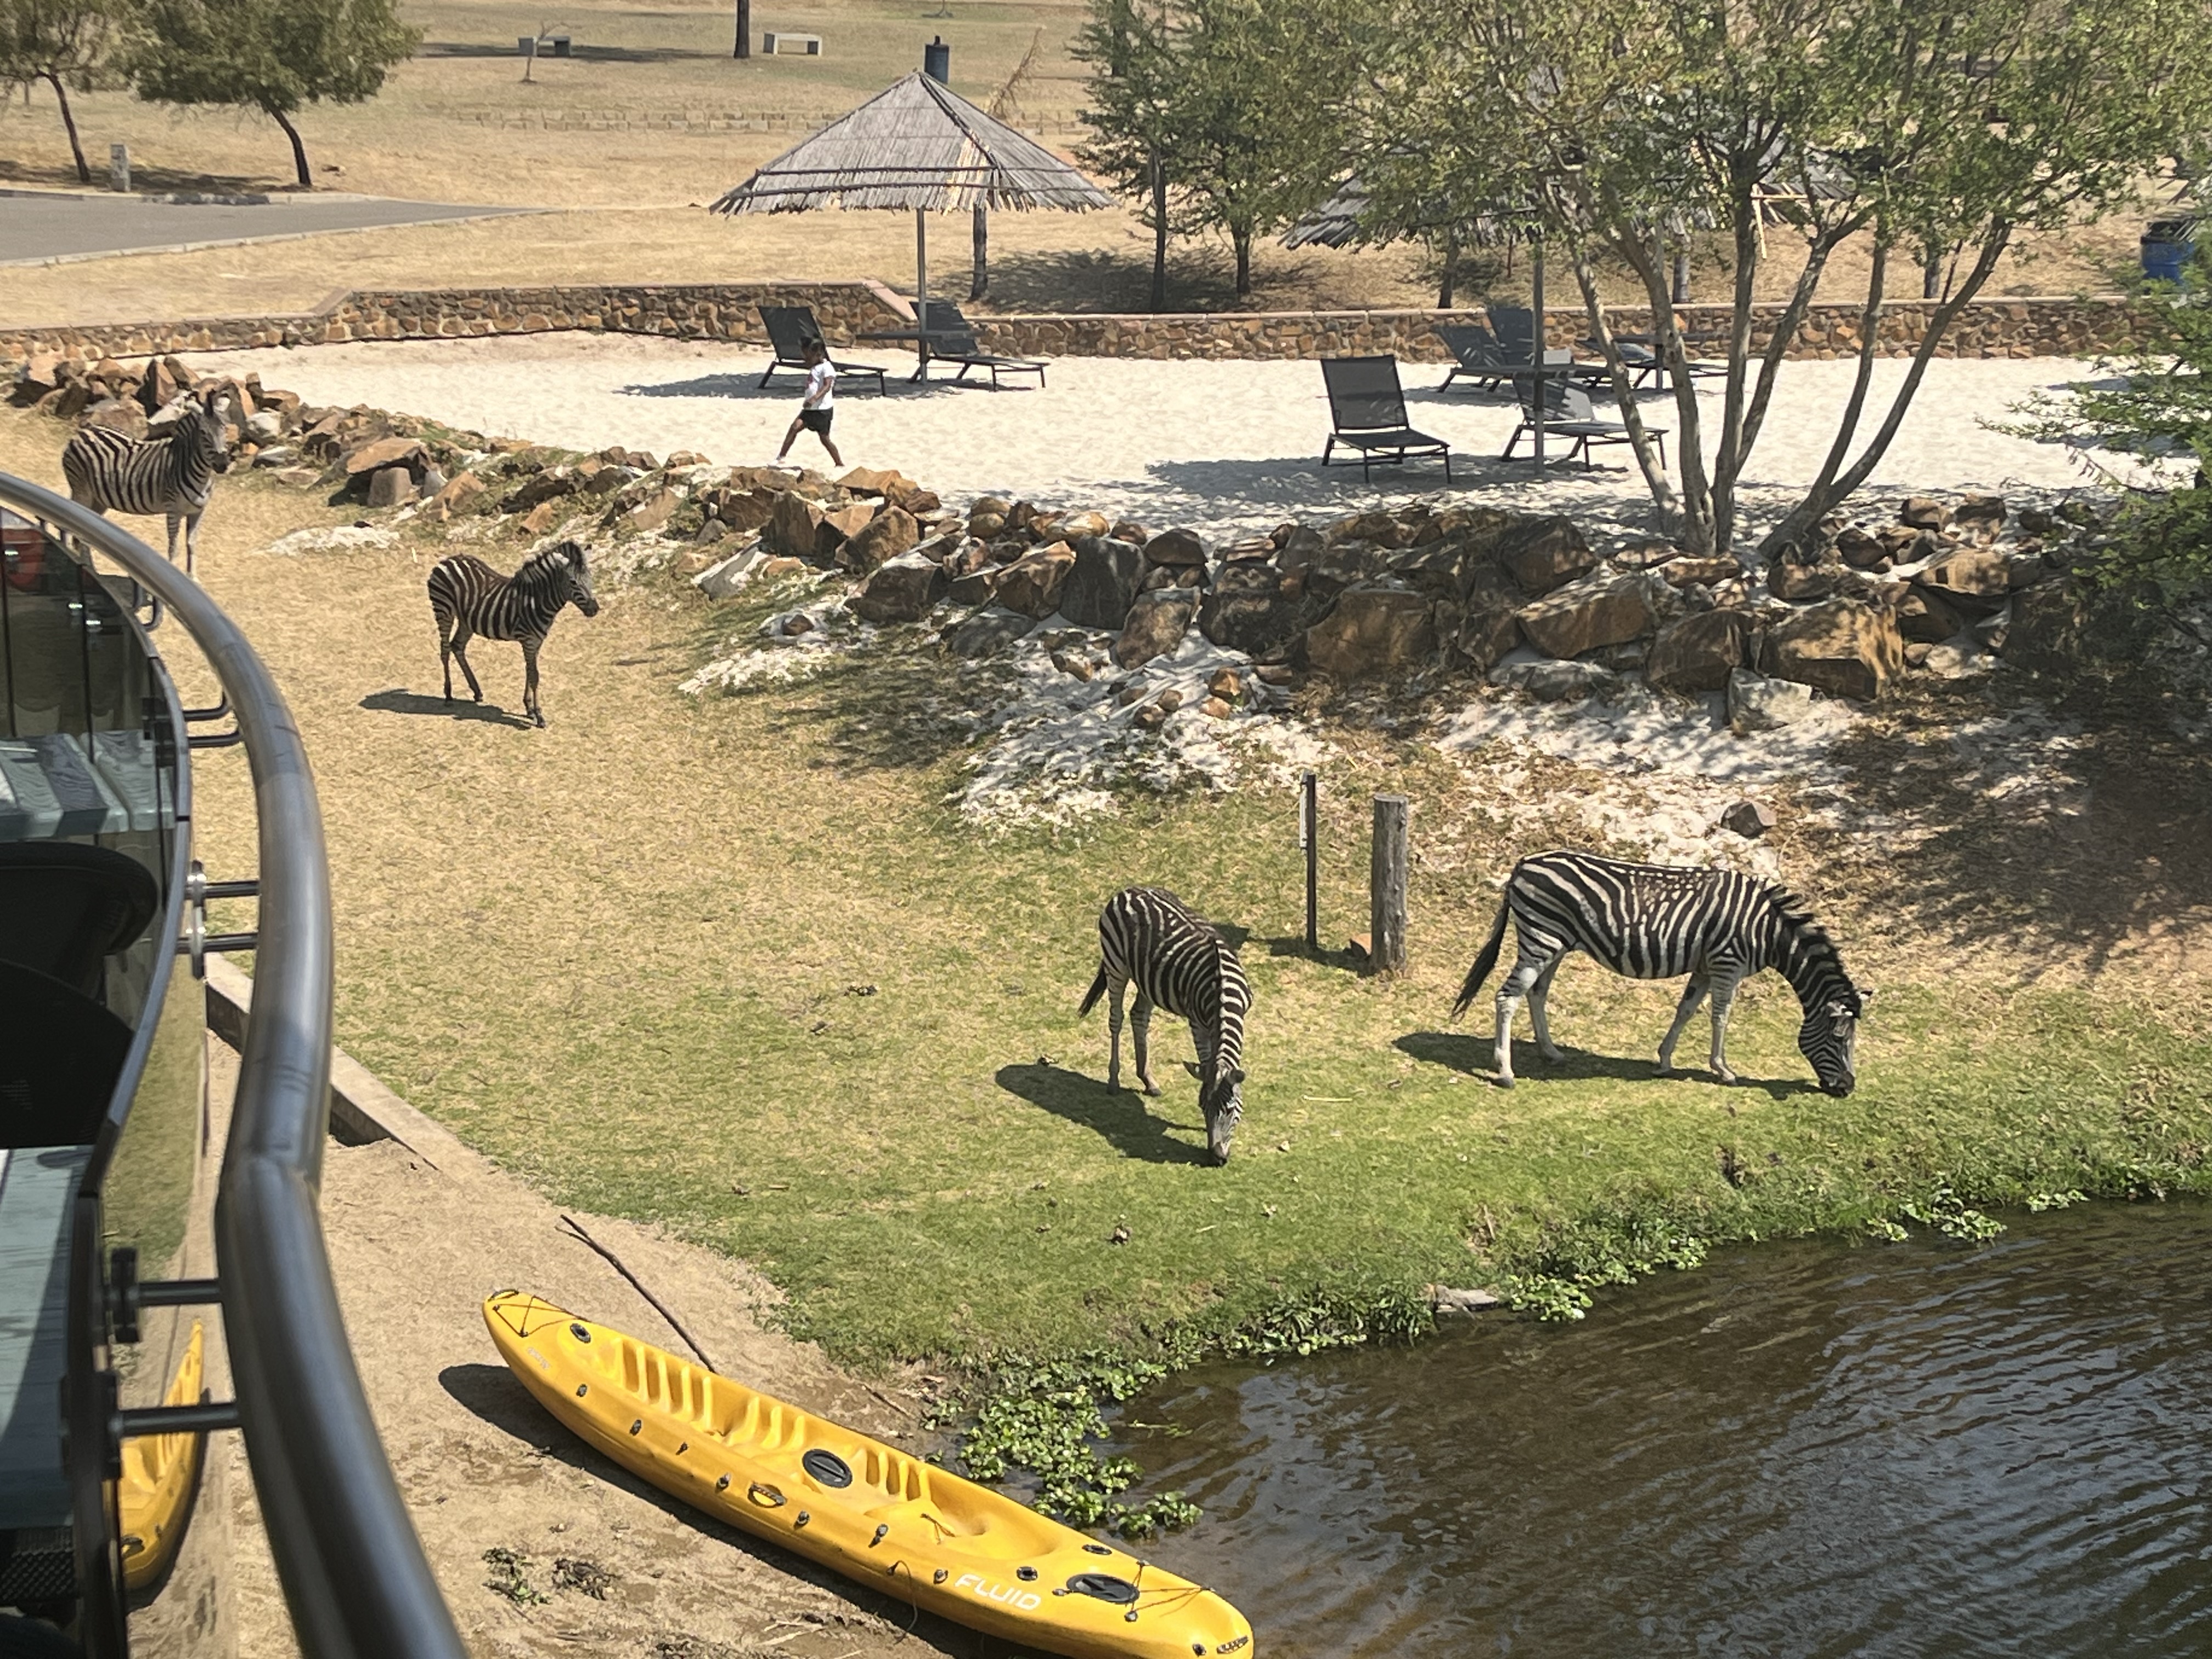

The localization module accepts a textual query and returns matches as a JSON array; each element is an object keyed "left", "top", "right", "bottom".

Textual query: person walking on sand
[{"left": 778, "top": 338, "right": 842, "bottom": 467}]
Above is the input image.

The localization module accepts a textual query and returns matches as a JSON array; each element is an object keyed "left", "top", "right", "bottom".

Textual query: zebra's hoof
[
  {"left": 1143, "top": 1085, "right": 1163, "bottom": 1098},
  {"left": 1492, "top": 1073, "right": 1516, "bottom": 1090},
  {"left": 1538, "top": 1047, "right": 1566, "bottom": 1065}
]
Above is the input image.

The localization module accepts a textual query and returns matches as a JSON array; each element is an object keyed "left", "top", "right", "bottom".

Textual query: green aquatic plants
[
  {"left": 956, "top": 1353, "right": 1197, "bottom": 1537},
  {"left": 1901, "top": 1183, "right": 2006, "bottom": 1243}
]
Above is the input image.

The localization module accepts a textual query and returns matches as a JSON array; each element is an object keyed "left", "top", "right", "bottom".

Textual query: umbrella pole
[
  {"left": 915, "top": 208, "right": 929, "bottom": 383},
  {"left": 1532, "top": 239, "right": 1546, "bottom": 473}
]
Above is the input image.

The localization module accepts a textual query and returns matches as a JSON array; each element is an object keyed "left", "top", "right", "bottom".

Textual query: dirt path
[{"left": 206, "top": 1043, "right": 977, "bottom": 1659}]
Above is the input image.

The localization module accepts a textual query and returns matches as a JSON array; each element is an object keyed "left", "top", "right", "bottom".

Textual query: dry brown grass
[{"left": 0, "top": 0, "right": 2165, "bottom": 329}]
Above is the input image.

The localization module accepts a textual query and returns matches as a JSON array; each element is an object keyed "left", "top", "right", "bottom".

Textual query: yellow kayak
[
  {"left": 117, "top": 1321, "right": 205, "bottom": 1592},
  {"left": 484, "top": 1291, "right": 1253, "bottom": 1659}
]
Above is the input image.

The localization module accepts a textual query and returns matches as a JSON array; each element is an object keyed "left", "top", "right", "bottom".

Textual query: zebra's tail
[
  {"left": 1451, "top": 894, "right": 1513, "bottom": 1021},
  {"left": 1077, "top": 962, "right": 1109, "bottom": 1017}
]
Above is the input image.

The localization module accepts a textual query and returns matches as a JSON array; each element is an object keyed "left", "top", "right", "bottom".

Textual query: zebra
[
  {"left": 426, "top": 540, "right": 600, "bottom": 728},
  {"left": 1078, "top": 886, "right": 1251, "bottom": 1165},
  {"left": 61, "top": 388, "right": 234, "bottom": 572},
  {"left": 1451, "top": 850, "right": 1871, "bottom": 1096}
]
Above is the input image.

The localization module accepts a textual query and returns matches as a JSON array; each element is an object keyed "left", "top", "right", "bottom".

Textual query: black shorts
[{"left": 799, "top": 408, "right": 834, "bottom": 435}]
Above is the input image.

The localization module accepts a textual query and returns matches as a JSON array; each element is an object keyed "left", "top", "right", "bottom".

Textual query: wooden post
[
  {"left": 1370, "top": 794, "right": 1408, "bottom": 974},
  {"left": 733, "top": 0, "right": 751, "bottom": 57},
  {"left": 1301, "top": 771, "right": 1318, "bottom": 954}
]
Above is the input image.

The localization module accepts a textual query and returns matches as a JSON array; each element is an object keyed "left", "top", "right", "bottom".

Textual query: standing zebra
[
  {"left": 1453, "top": 850, "right": 1870, "bottom": 1096},
  {"left": 426, "top": 540, "right": 600, "bottom": 728},
  {"left": 1079, "top": 886, "right": 1251, "bottom": 1165},
  {"left": 61, "top": 388, "right": 234, "bottom": 572}
]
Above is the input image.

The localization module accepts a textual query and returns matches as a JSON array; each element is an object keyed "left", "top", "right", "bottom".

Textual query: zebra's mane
[
  {"left": 519, "top": 541, "right": 584, "bottom": 577},
  {"left": 1762, "top": 883, "right": 1855, "bottom": 996}
]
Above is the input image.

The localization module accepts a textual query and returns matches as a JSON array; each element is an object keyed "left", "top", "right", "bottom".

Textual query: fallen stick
[{"left": 556, "top": 1214, "right": 718, "bottom": 1374}]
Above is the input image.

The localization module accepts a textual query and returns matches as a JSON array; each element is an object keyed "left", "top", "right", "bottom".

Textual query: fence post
[
  {"left": 109, "top": 143, "right": 130, "bottom": 194},
  {"left": 1370, "top": 794, "right": 1408, "bottom": 973},
  {"left": 1301, "top": 771, "right": 1318, "bottom": 954}
]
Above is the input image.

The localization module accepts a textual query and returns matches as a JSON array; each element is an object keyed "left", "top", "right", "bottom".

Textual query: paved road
[{"left": 0, "top": 190, "right": 535, "bottom": 264}]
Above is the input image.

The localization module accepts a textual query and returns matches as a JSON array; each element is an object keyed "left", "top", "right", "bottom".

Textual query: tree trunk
[
  {"left": 734, "top": 0, "right": 751, "bottom": 57},
  {"left": 1232, "top": 227, "right": 1252, "bottom": 297},
  {"left": 44, "top": 74, "right": 90, "bottom": 185},
  {"left": 1148, "top": 148, "right": 1168, "bottom": 312},
  {"left": 1922, "top": 249, "right": 1942, "bottom": 300},
  {"left": 269, "top": 105, "right": 311, "bottom": 188},
  {"left": 970, "top": 205, "right": 988, "bottom": 300},
  {"left": 1436, "top": 234, "right": 1458, "bottom": 309}
]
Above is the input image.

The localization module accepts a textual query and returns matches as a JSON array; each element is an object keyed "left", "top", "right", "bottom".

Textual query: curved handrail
[{"left": 0, "top": 474, "right": 467, "bottom": 1659}]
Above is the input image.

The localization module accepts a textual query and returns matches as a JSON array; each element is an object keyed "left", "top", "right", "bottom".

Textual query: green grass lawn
[{"left": 279, "top": 549, "right": 2212, "bottom": 1368}]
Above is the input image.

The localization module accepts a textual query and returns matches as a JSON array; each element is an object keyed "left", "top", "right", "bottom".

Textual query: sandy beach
[{"left": 190, "top": 334, "right": 2121, "bottom": 537}]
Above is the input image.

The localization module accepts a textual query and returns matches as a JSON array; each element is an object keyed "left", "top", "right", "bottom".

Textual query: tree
[
  {"left": 1383, "top": 0, "right": 2212, "bottom": 561},
  {"left": 133, "top": 0, "right": 419, "bottom": 189},
  {"left": 1169, "top": 0, "right": 1355, "bottom": 296},
  {"left": 0, "top": 0, "right": 135, "bottom": 185},
  {"left": 2000, "top": 248, "right": 2212, "bottom": 594},
  {"left": 1075, "top": 0, "right": 1192, "bottom": 310}
]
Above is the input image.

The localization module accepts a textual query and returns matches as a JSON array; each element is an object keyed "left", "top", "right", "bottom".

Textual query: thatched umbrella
[{"left": 710, "top": 71, "right": 1112, "bottom": 372}]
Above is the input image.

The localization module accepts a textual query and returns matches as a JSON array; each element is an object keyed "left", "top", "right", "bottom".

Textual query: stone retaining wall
[
  {"left": 1, "top": 285, "right": 2145, "bottom": 370},
  {"left": 972, "top": 296, "right": 2147, "bottom": 362}
]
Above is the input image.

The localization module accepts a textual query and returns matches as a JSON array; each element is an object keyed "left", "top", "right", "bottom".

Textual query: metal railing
[{"left": 0, "top": 473, "right": 467, "bottom": 1659}]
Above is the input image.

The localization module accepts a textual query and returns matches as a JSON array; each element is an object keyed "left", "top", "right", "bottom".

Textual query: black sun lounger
[
  {"left": 919, "top": 301, "right": 1049, "bottom": 390},
  {"left": 1320, "top": 356, "right": 1453, "bottom": 481},
  {"left": 757, "top": 304, "right": 889, "bottom": 395},
  {"left": 1504, "top": 380, "right": 1669, "bottom": 470}
]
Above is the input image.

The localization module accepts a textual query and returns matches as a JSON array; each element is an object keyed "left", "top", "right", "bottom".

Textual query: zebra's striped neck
[{"left": 1768, "top": 895, "right": 1856, "bottom": 1014}]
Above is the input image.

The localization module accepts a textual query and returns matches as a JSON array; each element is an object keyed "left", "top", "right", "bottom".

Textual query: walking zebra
[
  {"left": 1079, "top": 887, "right": 1251, "bottom": 1165},
  {"left": 61, "top": 389, "right": 234, "bottom": 572},
  {"left": 1452, "top": 850, "right": 1870, "bottom": 1096},
  {"left": 426, "top": 540, "right": 600, "bottom": 728}
]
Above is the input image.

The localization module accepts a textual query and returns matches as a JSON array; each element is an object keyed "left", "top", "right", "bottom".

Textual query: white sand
[{"left": 195, "top": 333, "right": 2126, "bottom": 537}]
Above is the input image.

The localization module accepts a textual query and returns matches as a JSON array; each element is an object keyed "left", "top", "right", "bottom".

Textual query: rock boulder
[
  {"left": 1759, "top": 598, "right": 1901, "bottom": 701},
  {"left": 1726, "top": 668, "right": 1818, "bottom": 735},
  {"left": 1304, "top": 586, "right": 1435, "bottom": 679},
  {"left": 1059, "top": 535, "right": 1144, "bottom": 631},
  {"left": 853, "top": 550, "right": 947, "bottom": 623},
  {"left": 1113, "top": 591, "right": 1197, "bottom": 668},
  {"left": 1647, "top": 608, "right": 1754, "bottom": 695},
  {"left": 995, "top": 541, "right": 1077, "bottom": 618},
  {"left": 1198, "top": 563, "right": 1302, "bottom": 656},
  {"left": 1497, "top": 515, "right": 1596, "bottom": 594},
  {"left": 839, "top": 505, "right": 919, "bottom": 573},
  {"left": 1515, "top": 569, "right": 1666, "bottom": 660}
]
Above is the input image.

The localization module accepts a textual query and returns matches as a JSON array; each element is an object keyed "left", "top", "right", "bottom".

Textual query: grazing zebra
[
  {"left": 1079, "top": 886, "right": 1251, "bottom": 1165},
  {"left": 61, "top": 388, "right": 234, "bottom": 572},
  {"left": 426, "top": 540, "right": 600, "bottom": 727},
  {"left": 1452, "top": 850, "right": 1870, "bottom": 1096}
]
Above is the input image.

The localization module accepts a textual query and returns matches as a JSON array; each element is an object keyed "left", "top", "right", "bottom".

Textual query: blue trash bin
[{"left": 2143, "top": 218, "right": 2197, "bottom": 285}]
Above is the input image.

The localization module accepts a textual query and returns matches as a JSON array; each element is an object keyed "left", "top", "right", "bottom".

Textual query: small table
[{"left": 855, "top": 328, "right": 972, "bottom": 383}]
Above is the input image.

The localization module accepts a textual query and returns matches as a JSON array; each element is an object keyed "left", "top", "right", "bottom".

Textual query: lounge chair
[
  {"left": 918, "top": 301, "right": 1048, "bottom": 390},
  {"left": 1486, "top": 305, "right": 1613, "bottom": 391},
  {"left": 1609, "top": 338, "right": 1730, "bottom": 390},
  {"left": 1504, "top": 380, "right": 1669, "bottom": 470},
  {"left": 757, "top": 305, "right": 889, "bottom": 395},
  {"left": 1438, "top": 323, "right": 1511, "bottom": 392},
  {"left": 1320, "top": 356, "right": 1453, "bottom": 481}
]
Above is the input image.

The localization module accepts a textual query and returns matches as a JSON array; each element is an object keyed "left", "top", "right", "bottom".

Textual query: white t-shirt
[{"left": 805, "top": 361, "right": 837, "bottom": 409}]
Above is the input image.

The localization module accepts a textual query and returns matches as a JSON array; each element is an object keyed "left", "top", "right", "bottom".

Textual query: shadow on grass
[
  {"left": 1395, "top": 1030, "right": 1819, "bottom": 1101},
  {"left": 994, "top": 1062, "right": 1211, "bottom": 1166},
  {"left": 437, "top": 1363, "right": 971, "bottom": 1653},
  {"left": 754, "top": 641, "right": 988, "bottom": 775},
  {"left": 1262, "top": 935, "right": 1365, "bottom": 973},
  {"left": 359, "top": 687, "right": 536, "bottom": 728},
  {"left": 1824, "top": 678, "right": 2212, "bottom": 981}
]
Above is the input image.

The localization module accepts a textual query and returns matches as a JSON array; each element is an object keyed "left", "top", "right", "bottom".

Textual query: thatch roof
[
  {"left": 710, "top": 72, "right": 1113, "bottom": 215},
  {"left": 1283, "top": 176, "right": 1523, "bottom": 251}
]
